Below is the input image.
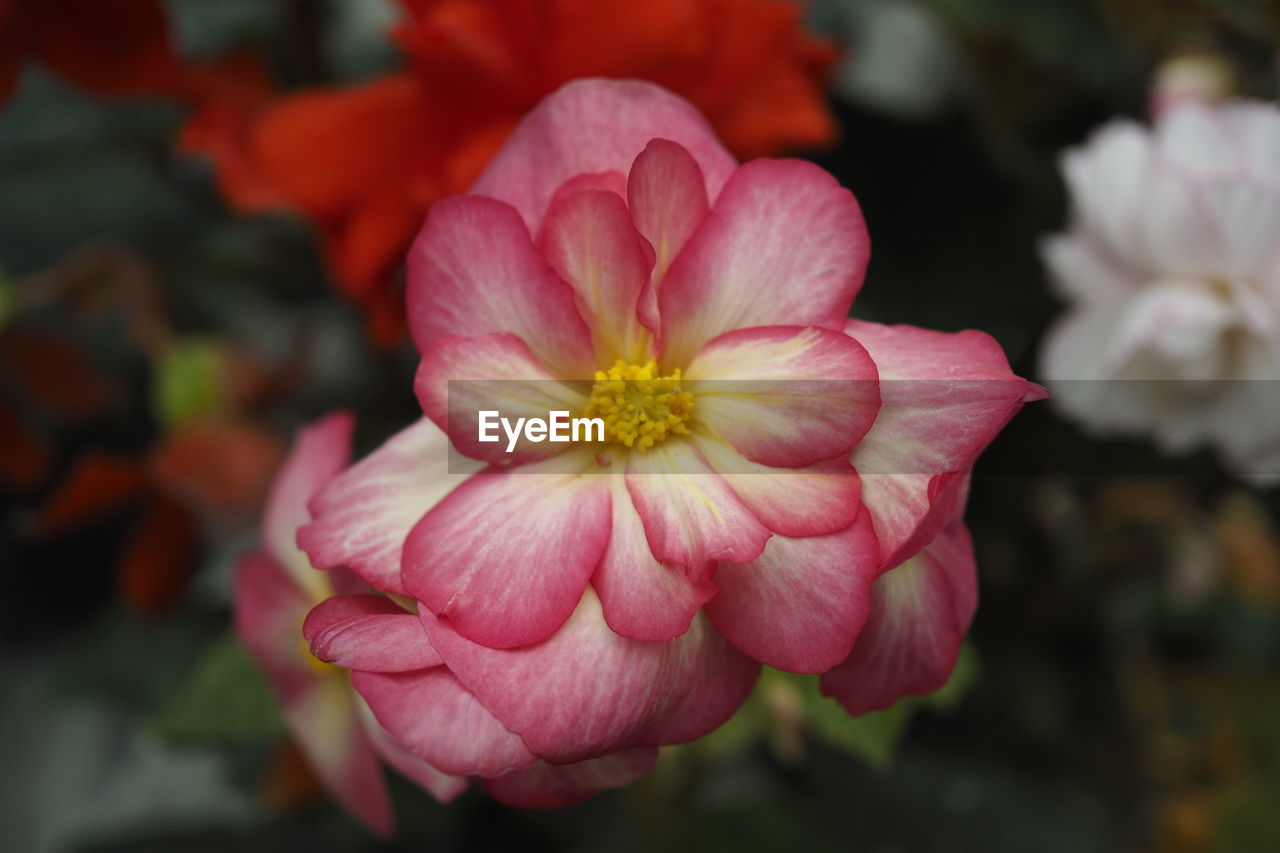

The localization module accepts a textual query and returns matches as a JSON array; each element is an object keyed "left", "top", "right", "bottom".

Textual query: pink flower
[
  {"left": 299, "top": 80, "right": 1042, "bottom": 781},
  {"left": 1041, "top": 99, "right": 1280, "bottom": 482},
  {"left": 233, "top": 413, "right": 464, "bottom": 832},
  {"left": 239, "top": 414, "right": 642, "bottom": 813}
]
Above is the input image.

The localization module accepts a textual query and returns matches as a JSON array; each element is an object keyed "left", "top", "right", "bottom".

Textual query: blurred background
[{"left": 2, "top": 1, "right": 1279, "bottom": 851}]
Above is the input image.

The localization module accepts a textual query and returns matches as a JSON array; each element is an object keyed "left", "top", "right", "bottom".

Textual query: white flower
[{"left": 1041, "top": 99, "right": 1280, "bottom": 482}]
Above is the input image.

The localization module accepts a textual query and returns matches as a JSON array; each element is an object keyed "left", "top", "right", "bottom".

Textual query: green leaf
[
  {"left": 788, "top": 642, "right": 983, "bottom": 768},
  {"left": 153, "top": 632, "right": 284, "bottom": 742},
  {"left": 153, "top": 338, "right": 225, "bottom": 428}
]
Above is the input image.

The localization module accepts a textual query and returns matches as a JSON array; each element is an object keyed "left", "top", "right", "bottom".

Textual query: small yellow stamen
[
  {"left": 583, "top": 358, "right": 694, "bottom": 451},
  {"left": 299, "top": 637, "right": 340, "bottom": 677}
]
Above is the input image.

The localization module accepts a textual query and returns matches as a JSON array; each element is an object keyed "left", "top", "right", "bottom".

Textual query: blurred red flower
[
  {"left": 181, "top": 0, "right": 838, "bottom": 346},
  {"left": 0, "top": 0, "right": 182, "bottom": 102}
]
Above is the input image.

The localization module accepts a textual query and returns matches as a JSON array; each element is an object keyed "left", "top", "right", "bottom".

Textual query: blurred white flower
[{"left": 1041, "top": 99, "right": 1280, "bottom": 482}]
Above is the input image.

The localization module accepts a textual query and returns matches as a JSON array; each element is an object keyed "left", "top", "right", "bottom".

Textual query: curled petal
[
  {"left": 846, "top": 320, "right": 1042, "bottom": 567},
  {"left": 706, "top": 510, "right": 879, "bottom": 673},
  {"left": 539, "top": 189, "right": 654, "bottom": 365},
  {"left": 353, "top": 668, "right": 538, "bottom": 778},
  {"left": 299, "top": 419, "right": 483, "bottom": 595},
  {"left": 423, "top": 590, "right": 759, "bottom": 764},
  {"left": 685, "top": 325, "right": 880, "bottom": 468},
  {"left": 592, "top": 472, "right": 717, "bottom": 643},
  {"left": 406, "top": 195, "right": 595, "bottom": 377},
  {"left": 471, "top": 78, "right": 736, "bottom": 231},
  {"left": 304, "top": 594, "right": 442, "bottom": 673},
  {"left": 625, "top": 439, "right": 772, "bottom": 578},
  {"left": 659, "top": 159, "right": 869, "bottom": 367},
  {"left": 262, "top": 412, "right": 354, "bottom": 596},
  {"left": 820, "top": 520, "right": 978, "bottom": 715},
  {"left": 404, "top": 450, "right": 611, "bottom": 649},
  {"left": 415, "top": 332, "right": 589, "bottom": 465}
]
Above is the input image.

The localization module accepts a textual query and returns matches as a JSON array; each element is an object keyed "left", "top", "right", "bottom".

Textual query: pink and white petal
[
  {"left": 628, "top": 138, "right": 710, "bottom": 293},
  {"left": 299, "top": 419, "right": 483, "bottom": 595},
  {"left": 403, "top": 449, "right": 610, "bottom": 649},
  {"left": 353, "top": 668, "right": 538, "bottom": 778},
  {"left": 706, "top": 510, "right": 879, "bottom": 673},
  {"left": 286, "top": 676, "right": 394, "bottom": 835},
  {"left": 1062, "top": 122, "right": 1153, "bottom": 266},
  {"left": 423, "top": 590, "right": 759, "bottom": 764},
  {"left": 233, "top": 552, "right": 394, "bottom": 832},
  {"left": 356, "top": 697, "right": 468, "bottom": 803},
  {"left": 547, "top": 170, "right": 629, "bottom": 206},
  {"left": 1139, "top": 160, "right": 1225, "bottom": 276},
  {"left": 539, "top": 189, "right": 654, "bottom": 365},
  {"left": 592, "top": 472, "right": 716, "bottom": 643},
  {"left": 689, "top": 434, "right": 862, "bottom": 538},
  {"left": 262, "top": 412, "right": 354, "bottom": 597},
  {"left": 415, "top": 332, "right": 589, "bottom": 465},
  {"left": 857, "top": 472, "right": 970, "bottom": 572},
  {"left": 1222, "top": 101, "right": 1280, "bottom": 185},
  {"left": 625, "top": 439, "right": 772, "bottom": 578},
  {"left": 304, "top": 594, "right": 442, "bottom": 673},
  {"left": 233, "top": 551, "right": 315, "bottom": 700},
  {"left": 1040, "top": 233, "right": 1140, "bottom": 302},
  {"left": 471, "top": 78, "right": 735, "bottom": 231},
  {"left": 846, "top": 320, "right": 1042, "bottom": 566},
  {"left": 820, "top": 520, "right": 978, "bottom": 716},
  {"left": 1155, "top": 101, "right": 1238, "bottom": 179},
  {"left": 685, "top": 325, "right": 880, "bottom": 468},
  {"left": 485, "top": 749, "right": 659, "bottom": 808},
  {"left": 658, "top": 160, "right": 869, "bottom": 367},
  {"left": 406, "top": 195, "right": 595, "bottom": 376}
]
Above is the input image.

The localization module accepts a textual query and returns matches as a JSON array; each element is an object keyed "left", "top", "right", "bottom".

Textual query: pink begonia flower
[
  {"left": 1041, "top": 99, "right": 1280, "bottom": 482},
  {"left": 238, "top": 413, "right": 648, "bottom": 813},
  {"left": 233, "top": 413, "right": 464, "bottom": 833},
  {"left": 298, "top": 79, "right": 1042, "bottom": 780}
]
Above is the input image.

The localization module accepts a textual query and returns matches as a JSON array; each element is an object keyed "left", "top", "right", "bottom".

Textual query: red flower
[{"left": 181, "top": 0, "right": 838, "bottom": 346}]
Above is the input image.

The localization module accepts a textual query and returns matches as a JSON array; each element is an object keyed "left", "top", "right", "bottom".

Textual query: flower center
[{"left": 583, "top": 358, "right": 694, "bottom": 451}]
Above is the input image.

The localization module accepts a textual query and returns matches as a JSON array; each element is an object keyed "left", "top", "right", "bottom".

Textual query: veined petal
[
  {"left": 234, "top": 551, "right": 315, "bottom": 701},
  {"left": 356, "top": 698, "right": 467, "bottom": 803},
  {"left": 820, "top": 520, "right": 977, "bottom": 715},
  {"left": 625, "top": 439, "right": 772, "bottom": 578},
  {"left": 471, "top": 79, "right": 736, "bottom": 231},
  {"left": 353, "top": 668, "right": 538, "bottom": 778},
  {"left": 846, "top": 320, "right": 1043, "bottom": 567},
  {"left": 685, "top": 325, "right": 880, "bottom": 468},
  {"left": 706, "top": 510, "right": 879, "bottom": 673},
  {"left": 628, "top": 139, "right": 710, "bottom": 332},
  {"left": 658, "top": 159, "right": 869, "bottom": 367},
  {"left": 262, "top": 412, "right": 354, "bottom": 597},
  {"left": 299, "top": 419, "right": 483, "bottom": 595},
  {"left": 287, "top": 675, "right": 393, "bottom": 835},
  {"left": 422, "top": 590, "right": 759, "bottom": 764},
  {"left": 233, "top": 552, "right": 392, "bottom": 833},
  {"left": 592, "top": 472, "right": 717, "bottom": 643},
  {"left": 485, "top": 749, "right": 659, "bottom": 809},
  {"left": 406, "top": 195, "right": 595, "bottom": 377},
  {"left": 539, "top": 189, "right": 654, "bottom": 365},
  {"left": 404, "top": 450, "right": 611, "bottom": 649},
  {"left": 304, "top": 594, "right": 442, "bottom": 673},
  {"left": 415, "top": 332, "right": 589, "bottom": 465},
  {"left": 689, "top": 435, "right": 862, "bottom": 538}
]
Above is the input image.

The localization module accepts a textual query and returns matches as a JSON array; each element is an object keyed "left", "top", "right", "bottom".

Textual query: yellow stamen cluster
[
  {"left": 300, "top": 637, "right": 340, "bottom": 677},
  {"left": 583, "top": 358, "right": 694, "bottom": 451}
]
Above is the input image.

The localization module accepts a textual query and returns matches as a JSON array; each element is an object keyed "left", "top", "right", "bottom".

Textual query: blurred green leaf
[
  {"left": 51, "top": 607, "right": 224, "bottom": 714},
  {"left": 793, "top": 642, "right": 983, "bottom": 768},
  {"left": 153, "top": 632, "right": 284, "bottom": 742},
  {"left": 154, "top": 339, "right": 225, "bottom": 428}
]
